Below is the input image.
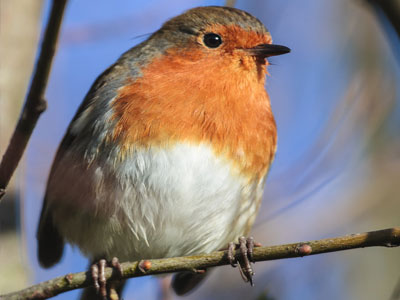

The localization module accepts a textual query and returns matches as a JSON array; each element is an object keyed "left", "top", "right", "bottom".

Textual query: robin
[{"left": 37, "top": 6, "right": 290, "bottom": 299}]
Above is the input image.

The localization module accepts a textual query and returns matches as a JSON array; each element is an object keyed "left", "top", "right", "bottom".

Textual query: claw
[
  {"left": 111, "top": 257, "right": 123, "bottom": 276},
  {"left": 91, "top": 263, "right": 100, "bottom": 291},
  {"left": 247, "top": 237, "right": 255, "bottom": 263},
  {"left": 227, "top": 236, "right": 259, "bottom": 286},
  {"left": 98, "top": 259, "right": 107, "bottom": 299},
  {"left": 90, "top": 257, "right": 123, "bottom": 300},
  {"left": 228, "top": 242, "right": 237, "bottom": 267},
  {"left": 239, "top": 237, "right": 253, "bottom": 284}
]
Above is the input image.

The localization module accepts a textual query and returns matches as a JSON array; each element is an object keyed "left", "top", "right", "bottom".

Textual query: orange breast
[{"left": 110, "top": 46, "right": 277, "bottom": 180}]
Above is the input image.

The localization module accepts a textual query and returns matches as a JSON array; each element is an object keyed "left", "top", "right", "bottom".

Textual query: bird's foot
[
  {"left": 227, "top": 237, "right": 261, "bottom": 286},
  {"left": 91, "top": 257, "right": 123, "bottom": 300}
]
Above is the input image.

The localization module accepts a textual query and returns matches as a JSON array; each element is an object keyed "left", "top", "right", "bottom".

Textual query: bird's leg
[
  {"left": 91, "top": 257, "right": 123, "bottom": 300},
  {"left": 226, "top": 236, "right": 261, "bottom": 286}
]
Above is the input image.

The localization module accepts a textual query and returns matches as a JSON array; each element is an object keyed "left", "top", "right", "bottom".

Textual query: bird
[{"left": 36, "top": 5, "right": 290, "bottom": 299}]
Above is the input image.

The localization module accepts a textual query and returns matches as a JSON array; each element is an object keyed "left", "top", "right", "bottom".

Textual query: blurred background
[{"left": 0, "top": 0, "right": 399, "bottom": 299}]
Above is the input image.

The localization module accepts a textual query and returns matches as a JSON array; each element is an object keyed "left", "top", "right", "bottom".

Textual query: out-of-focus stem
[{"left": 0, "top": 0, "right": 68, "bottom": 200}]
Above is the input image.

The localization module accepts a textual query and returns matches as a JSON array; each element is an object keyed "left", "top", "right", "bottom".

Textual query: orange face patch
[
  {"left": 110, "top": 26, "right": 277, "bottom": 180},
  {"left": 199, "top": 24, "right": 272, "bottom": 52}
]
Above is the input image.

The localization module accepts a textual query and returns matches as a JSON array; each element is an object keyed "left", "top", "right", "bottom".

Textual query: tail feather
[
  {"left": 172, "top": 271, "right": 209, "bottom": 295},
  {"left": 37, "top": 204, "right": 64, "bottom": 268}
]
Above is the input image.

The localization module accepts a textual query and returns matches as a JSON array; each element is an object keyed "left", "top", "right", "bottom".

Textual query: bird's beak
[{"left": 247, "top": 44, "right": 291, "bottom": 58}]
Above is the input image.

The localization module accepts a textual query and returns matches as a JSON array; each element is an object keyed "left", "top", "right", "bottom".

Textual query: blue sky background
[{"left": 21, "top": 1, "right": 400, "bottom": 299}]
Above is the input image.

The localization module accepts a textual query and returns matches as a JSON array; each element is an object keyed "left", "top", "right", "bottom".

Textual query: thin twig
[
  {"left": 2, "top": 227, "right": 399, "bottom": 300},
  {"left": 0, "top": 0, "right": 68, "bottom": 200}
]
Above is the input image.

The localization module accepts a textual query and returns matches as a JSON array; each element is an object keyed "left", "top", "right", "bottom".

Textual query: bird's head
[{"left": 150, "top": 6, "right": 290, "bottom": 79}]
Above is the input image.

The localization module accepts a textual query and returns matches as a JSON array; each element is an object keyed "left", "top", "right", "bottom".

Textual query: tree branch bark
[
  {"left": 2, "top": 227, "right": 399, "bottom": 300},
  {"left": 0, "top": 0, "right": 68, "bottom": 200}
]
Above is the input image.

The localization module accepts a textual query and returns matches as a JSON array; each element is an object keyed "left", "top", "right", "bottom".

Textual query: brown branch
[
  {"left": 0, "top": 0, "right": 68, "bottom": 200},
  {"left": 2, "top": 227, "right": 399, "bottom": 300}
]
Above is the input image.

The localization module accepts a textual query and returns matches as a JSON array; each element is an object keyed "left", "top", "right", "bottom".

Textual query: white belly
[{"left": 49, "top": 142, "right": 264, "bottom": 260}]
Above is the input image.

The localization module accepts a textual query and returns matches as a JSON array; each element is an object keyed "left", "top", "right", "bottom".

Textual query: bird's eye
[{"left": 203, "top": 33, "right": 222, "bottom": 48}]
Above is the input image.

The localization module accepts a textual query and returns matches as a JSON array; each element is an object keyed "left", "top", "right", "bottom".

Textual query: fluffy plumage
[{"left": 37, "top": 5, "right": 285, "bottom": 297}]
